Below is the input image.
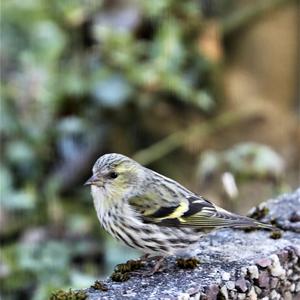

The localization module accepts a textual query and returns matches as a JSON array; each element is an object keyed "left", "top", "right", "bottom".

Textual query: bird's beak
[{"left": 84, "top": 173, "right": 101, "bottom": 186}]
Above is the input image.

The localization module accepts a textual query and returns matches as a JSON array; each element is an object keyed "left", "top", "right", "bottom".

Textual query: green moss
[
  {"left": 110, "top": 259, "right": 143, "bottom": 282},
  {"left": 49, "top": 289, "right": 87, "bottom": 300},
  {"left": 111, "top": 272, "right": 131, "bottom": 282},
  {"left": 176, "top": 258, "right": 200, "bottom": 269},
  {"left": 270, "top": 218, "right": 279, "bottom": 225},
  {"left": 115, "top": 259, "right": 143, "bottom": 273},
  {"left": 269, "top": 230, "right": 282, "bottom": 239},
  {"left": 248, "top": 206, "right": 270, "bottom": 221},
  {"left": 90, "top": 280, "right": 108, "bottom": 291}
]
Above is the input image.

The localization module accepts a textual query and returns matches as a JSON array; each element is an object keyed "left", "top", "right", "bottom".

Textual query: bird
[{"left": 85, "top": 153, "right": 273, "bottom": 274}]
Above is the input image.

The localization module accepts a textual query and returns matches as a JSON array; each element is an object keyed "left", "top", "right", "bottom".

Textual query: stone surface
[
  {"left": 221, "top": 271, "right": 231, "bottom": 281},
  {"left": 235, "top": 278, "right": 248, "bottom": 292},
  {"left": 255, "top": 257, "right": 272, "bottom": 268},
  {"left": 248, "top": 265, "right": 259, "bottom": 279},
  {"left": 86, "top": 189, "right": 300, "bottom": 300}
]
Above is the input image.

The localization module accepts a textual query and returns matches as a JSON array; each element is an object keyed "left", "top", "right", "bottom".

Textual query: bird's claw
[{"left": 131, "top": 256, "right": 165, "bottom": 276}]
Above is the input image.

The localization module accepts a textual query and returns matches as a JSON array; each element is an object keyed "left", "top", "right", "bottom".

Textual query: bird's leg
[
  {"left": 148, "top": 256, "right": 165, "bottom": 275},
  {"left": 139, "top": 253, "right": 150, "bottom": 261}
]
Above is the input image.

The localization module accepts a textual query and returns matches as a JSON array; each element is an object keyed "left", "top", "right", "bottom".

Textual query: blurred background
[{"left": 0, "top": 0, "right": 299, "bottom": 299}]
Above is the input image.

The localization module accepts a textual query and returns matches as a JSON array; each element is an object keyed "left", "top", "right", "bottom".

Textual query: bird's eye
[{"left": 108, "top": 172, "right": 118, "bottom": 179}]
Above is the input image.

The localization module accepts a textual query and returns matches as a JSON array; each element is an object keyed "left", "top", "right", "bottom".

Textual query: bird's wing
[{"left": 129, "top": 194, "right": 272, "bottom": 230}]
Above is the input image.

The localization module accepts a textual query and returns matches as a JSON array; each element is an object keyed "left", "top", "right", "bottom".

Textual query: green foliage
[{"left": 49, "top": 289, "right": 87, "bottom": 300}]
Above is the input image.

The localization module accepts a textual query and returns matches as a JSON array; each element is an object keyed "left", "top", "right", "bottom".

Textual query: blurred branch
[
  {"left": 221, "top": 0, "right": 292, "bottom": 35},
  {"left": 133, "top": 106, "right": 264, "bottom": 165}
]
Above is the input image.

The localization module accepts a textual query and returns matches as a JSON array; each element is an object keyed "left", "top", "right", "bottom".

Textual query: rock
[
  {"left": 290, "top": 283, "right": 295, "bottom": 292},
  {"left": 204, "top": 284, "right": 219, "bottom": 300},
  {"left": 258, "top": 189, "right": 300, "bottom": 233},
  {"left": 221, "top": 272, "right": 231, "bottom": 281},
  {"left": 254, "top": 286, "right": 262, "bottom": 295},
  {"left": 235, "top": 278, "right": 248, "bottom": 292},
  {"left": 225, "top": 281, "right": 235, "bottom": 290},
  {"left": 255, "top": 258, "right": 272, "bottom": 268},
  {"left": 277, "top": 250, "right": 289, "bottom": 265},
  {"left": 236, "top": 294, "right": 246, "bottom": 300},
  {"left": 247, "top": 287, "right": 257, "bottom": 300},
  {"left": 269, "top": 254, "right": 285, "bottom": 278},
  {"left": 289, "top": 211, "right": 300, "bottom": 223},
  {"left": 269, "top": 289, "right": 279, "bottom": 300},
  {"left": 283, "top": 291, "right": 293, "bottom": 300},
  {"left": 247, "top": 265, "right": 259, "bottom": 279},
  {"left": 219, "top": 285, "right": 229, "bottom": 299},
  {"left": 293, "top": 246, "right": 300, "bottom": 257},
  {"left": 270, "top": 277, "right": 279, "bottom": 289},
  {"left": 193, "top": 293, "right": 201, "bottom": 300},
  {"left": 240, "top": 267, "right": 248, "bottom": 277},
  {"left": 85, "top": 189, "right": 300, "bottom": 300},
  {"left": 258, "top": 270, "right": 270, "bottom": 288},
  {"left": 178, "top": 293, "right": 190, "bottom": 300}
]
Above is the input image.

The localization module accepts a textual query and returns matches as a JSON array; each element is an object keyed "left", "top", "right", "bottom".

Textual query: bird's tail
[
  {"left": 250, "top": 219, "right": 275, "bottom": 230},
  {"left": 212, "top": 206, "right": 275, "bottom": 230},
  {"left": 229, "top": 215, "right": 275, "bottom": 230}
]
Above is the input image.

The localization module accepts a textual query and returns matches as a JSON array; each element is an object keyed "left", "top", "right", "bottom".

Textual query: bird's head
[{"left": 85, "top": 153, "right": 144, "bottom": 201}]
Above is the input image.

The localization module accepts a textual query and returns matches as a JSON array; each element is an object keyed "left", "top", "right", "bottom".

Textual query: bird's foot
[
  {"left": 176, "top": 257, "right": 200, "bottom": 269},
  {"left": 131, "top": 256, "right": 165, "bottom": 276}
]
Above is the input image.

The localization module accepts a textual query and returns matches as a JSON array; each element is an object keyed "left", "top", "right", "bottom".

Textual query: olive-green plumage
[{"left": 85, "top": 153, "right": 273, "bottom": 257}]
